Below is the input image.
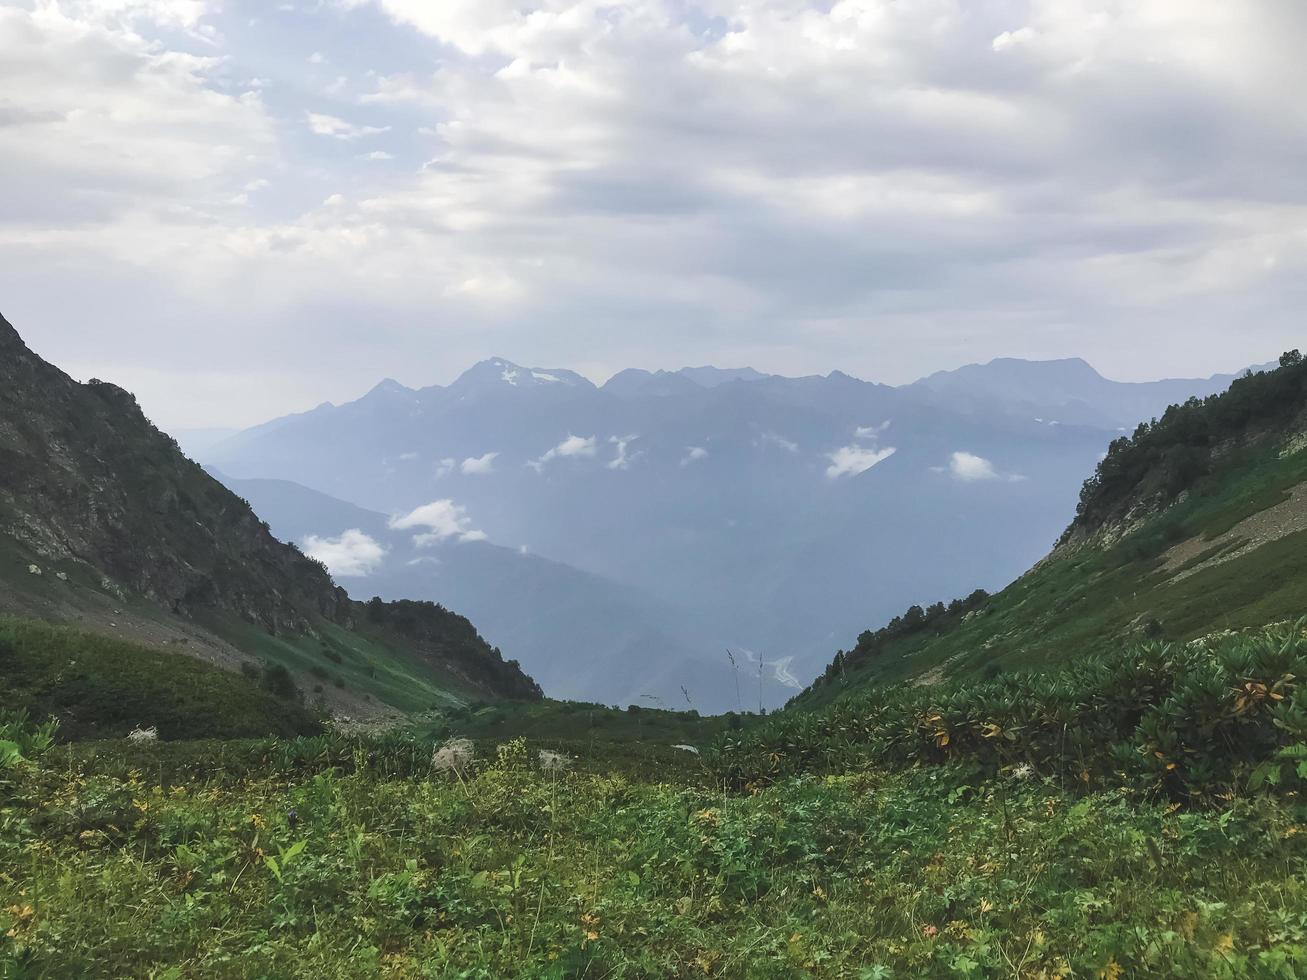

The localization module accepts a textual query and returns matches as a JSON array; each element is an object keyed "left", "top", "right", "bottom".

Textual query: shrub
[
  {"left": 0, "top": 617, "right": 321, "bottom": 740},
  {"left": 260, "top": 663, "right": 300, "bottom": 701},
  {"left": 712, "top": 620, "right": 1307, "bottom": 803}
]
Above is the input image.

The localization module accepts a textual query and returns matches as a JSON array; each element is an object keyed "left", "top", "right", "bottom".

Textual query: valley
[{"left": 4, "top": 318, "right": 1307, "bottom": 976}]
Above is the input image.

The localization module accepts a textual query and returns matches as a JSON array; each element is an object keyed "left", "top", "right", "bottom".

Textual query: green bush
[
  {"left": 0, "top": 617, "right": 322, "bottom": 741},
  {"left": 260, "top": 662, "right": 301, "bottom": 701},
  {"left": 712, "top": 620, "right": 1307, "bottom": 801}
]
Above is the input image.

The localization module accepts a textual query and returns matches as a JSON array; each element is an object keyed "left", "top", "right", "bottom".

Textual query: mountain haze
[
  {"left": 212, "top": 473, "right": 734, "bottom": 709},
  {"left": 200, "top": 352, "right": 1253, "bottom": 706}
]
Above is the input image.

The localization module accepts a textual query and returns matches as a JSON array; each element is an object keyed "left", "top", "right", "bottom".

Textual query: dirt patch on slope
[{"left": 1161, "top": 483, "right": 1307, "bottom": 582}]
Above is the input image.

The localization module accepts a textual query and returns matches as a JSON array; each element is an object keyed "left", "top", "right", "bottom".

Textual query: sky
[{"left": 2, "top": 0, "right": 1305, "bottom": 430}]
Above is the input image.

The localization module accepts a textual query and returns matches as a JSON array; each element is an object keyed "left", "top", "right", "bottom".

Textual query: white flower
[
  {"left": 432, "top": 738, "right": 475, "bottom": 774},
  {"left": 538, "top": 749, "right": 571, "bottom": 771},
  {"left": 1010, "top": 763, "right": 1034, "bottom": 780},
  {"left": 127, "top": 726, "right": 158, "bottom": 743}
]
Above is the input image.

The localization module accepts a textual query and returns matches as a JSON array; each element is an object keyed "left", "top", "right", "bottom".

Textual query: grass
[
  {"left": 4, "top": 731, "right": 1307, "bottom": 977},
  {"left": 449, "top": 698, "right": 738, "bottom": 744},
  {"left": 0, "top": 617, "right": 322, "bottom": 741},
  {"left": 200, "top": 615, "right": 471, "bottom": 714},
  {"left": 4, "top": 623, "right": 1307, "bottom": 975}
]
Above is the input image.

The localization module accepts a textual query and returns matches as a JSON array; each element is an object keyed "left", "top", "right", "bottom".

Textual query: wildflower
[
  {"left": 1011, "top": 763, "right": 1034, "bottom": 780},
  {"left": 922, "top": 924, "right": 938, "bottom": 939},
  {"left": 432, "top": 738, "right": 475, "bottom": 774},
  {"left": 580, "top": 912, "right": 601, "bottom": 945},
  {"left": 538, "top": 749, "right": 571, "bottom": 772},
  {"left": 127, "top": 726, "right": 158, "bottom": 743}
]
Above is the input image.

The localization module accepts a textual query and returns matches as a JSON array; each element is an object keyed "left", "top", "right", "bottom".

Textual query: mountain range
[{"left": 198, "top": 353, "right": 1251, "bottom": 710}]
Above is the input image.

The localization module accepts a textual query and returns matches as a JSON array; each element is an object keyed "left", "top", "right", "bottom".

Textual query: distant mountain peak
[
  {"left": 365, "top": 378, "right": 413, "bottom": 398},
  {"left": 677, "top": 366, "right": 771, "bottom": 388},
  {"left": 454, "top": 358, "right": 593, "bottom": 390},
  {"left": 603, "top": 367, "right": 703, "bottom": 397},
  {"left": 923, "top": 356, "right": 1104, "bottom": 384}
]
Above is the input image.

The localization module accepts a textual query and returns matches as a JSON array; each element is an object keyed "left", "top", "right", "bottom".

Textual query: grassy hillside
[
  {"left": 793, "top": 355, "right": 1307, "bottom": 710},
  {"left": 0, "top": 617, "right": 322, "bottom": 740}
]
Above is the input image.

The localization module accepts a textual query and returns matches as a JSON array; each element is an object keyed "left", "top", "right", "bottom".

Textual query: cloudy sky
[{"left": 2, "top": 0, "right": 1304, "bottom": 429}]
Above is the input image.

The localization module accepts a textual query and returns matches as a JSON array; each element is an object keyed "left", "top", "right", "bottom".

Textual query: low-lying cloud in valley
[
  {"left": 301, "top": 529, "right": 386, "bottom": 577},
  {"left": 389, "top": 499, "right": 486, "bottom": 544},
  {"left": 826, "top": 444, "right": 897, "bottom": 480},
  {"left": 529, "top": 434, "right": 597, "bottom": 472},
  {"left": 946, "top": 451, "right": 1025, "bottom": 483}
]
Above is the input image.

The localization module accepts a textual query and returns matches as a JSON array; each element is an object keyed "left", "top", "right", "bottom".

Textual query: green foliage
[
  {"left": 0, "top": 709, "right": 58, "bottom": 763},
  {"left": 713, "top": 621, "right": 1307, "bottom": 801},
  {"left": 259, "top": 662, "right": 300, "bottom": 701},
  {"left": 5, "top": 733, "right": 1307, "bottom": 977},
  {"left": 4, "top": 621, "right": 1307, "bottom": 976},
  {"left": 0, "top": 617, "right": 323, "bottom": 740}
]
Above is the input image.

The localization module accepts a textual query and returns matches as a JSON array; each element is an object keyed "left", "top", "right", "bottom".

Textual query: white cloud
[
  {"left": 460, "top": 451, "right": 499, "bottom": 475},
  {"left": 69, "top": 0, "right": 210, "bottom": 29},
  {"left": 362, "top": 150, "right": 395, "bottom": 161},
  {"left": 607, "top": 435, "right": 639, "bottom": 470},
  {"left": 528, "top": 433, "right": 596, "bottom": 471},
  {"left": 434, "top": 457, "right": 456, "bottom": 479},
  {"left": 0, "top": 3, "right": 273, "bottom": 229},
  {"left": 390, "top": 499, "right": 485, "bottom": 543},
  {"left": 301, "top": 529, "right": 386, "bottom": 577},
  {"left": 306, "top": 111, "right": 390, "bottom": 141},
  {"left": 757, "top": 432, "right": 799, "bottom": 453},
  {"left": 826, "top": 444, "right": 897, "bottom": 480},
  {"left": 949, "top": 451, "right": 999, "bottom": 482},
  {"left": 7, "top": 0, "right": 1307, "bottom": 430},
  {"left": 681, "top": 446, "right": 709, "bottom": 467},
  {"left": 855, "top": 422, "right": 891, "bottom": 440}
]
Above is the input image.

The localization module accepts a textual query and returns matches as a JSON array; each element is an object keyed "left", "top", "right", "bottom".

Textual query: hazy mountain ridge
[
  {"left": 910, "top": 356, "right": 1257, "bottom": 430},
  {"left": 199, "top": 350, "right": 1255, "bottom": 706},
  {"left": 211, "top": 473, "right": 736, "bottom": 709},
  {"left": 0, "top": 313, "right": 541, "bottom": 706}
]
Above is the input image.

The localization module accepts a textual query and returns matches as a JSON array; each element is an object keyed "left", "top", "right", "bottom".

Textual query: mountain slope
[
  {"left": 212, "top": 473, "right": 739, "bottom": 709},
  {"left": 0, "top": 616, "right": 323, "bottom": 740},
  {"left": 0, "top": 313, "right": 541, "bottom": 713},
  {"left": 794, "top": 351, "right": 1307, "bottom": 708}
]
